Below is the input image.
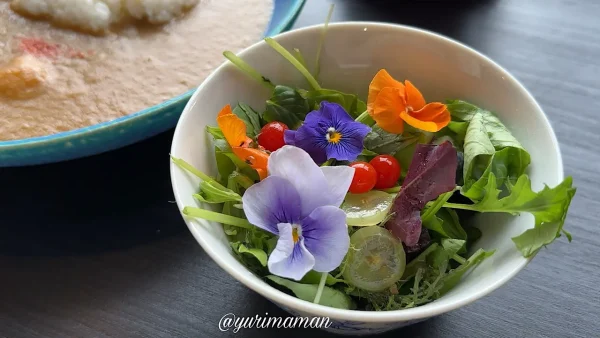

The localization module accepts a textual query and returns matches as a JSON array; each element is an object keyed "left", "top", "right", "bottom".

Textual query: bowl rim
[
  {"left": 0, "top": 0, "right": 306, "bottom": 149},
  {"left": 170, "top": 21, "right": 564, "bottom": 322}
]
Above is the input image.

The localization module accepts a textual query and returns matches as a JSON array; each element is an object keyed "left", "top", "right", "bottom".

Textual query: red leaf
[{"left": 385, "top": 142, "right": 457, "bottom": 246}]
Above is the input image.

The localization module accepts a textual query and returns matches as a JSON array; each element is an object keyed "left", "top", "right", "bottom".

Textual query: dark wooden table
[{"left": 1, "top": 0, "right": 599, "bottom": 337}]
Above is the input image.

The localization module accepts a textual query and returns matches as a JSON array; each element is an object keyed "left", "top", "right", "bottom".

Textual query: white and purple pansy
[
  {"left": 242, "top": 145, "right": 355, "bottom": 280},
  {"left": 284, "top": 101, "right": 371, "bottom": 165}
]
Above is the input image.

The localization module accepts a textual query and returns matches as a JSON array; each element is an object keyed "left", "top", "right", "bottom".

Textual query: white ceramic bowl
[{"left": 170, "top": 22, "right": 562, "bottom": 335}]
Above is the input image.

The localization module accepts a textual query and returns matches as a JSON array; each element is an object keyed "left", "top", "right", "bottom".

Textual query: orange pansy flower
[
  {"left": 216, "top": 104, "right": 269, "bottom": 180},
  {"left": 367, "top": 69, "right": 450, "bottom": 134}
]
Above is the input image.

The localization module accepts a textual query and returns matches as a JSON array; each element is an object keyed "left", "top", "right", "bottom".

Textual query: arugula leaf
[
  {"left": 266, "top": 275, "right": 356, "bottom": 309},
  {"left": 444, "top": 173, "right": 576, "bottom": 257},
  {"left": 422, "top": 208, "right": 468, "bottom": 240},
  {"left": 441, "top": 238, "right": 466, "bottom": 258},
  {"left": 427, "top": 238, "right": 466, "bottom": 270},
  {"left": 300, "top": 270, "right": 345, "bottom": 286},
  {"left": 438, "top": 248, "right": 495, "bottom": 295},
  {"left": 428, "top": 244, "right": 452, "bottom": 270},
  {"left": 304, "top": 88, "right": 367, "bottom": 118},
  {"left": 232, "top": 103, "right": 262, "bottom": 137},
  {"left": 264, "top": 85, "right": 310, "bottom": 129},
  {"left": 421, "top": 190, "right": 455, "bottom": 222},
  {"left": 448, "top": 101, "right": 531, "bottom": 201},
  {"left": 237, "top": 243, "right": 267, "bottom": 267},
  {"left": 385, "top": 142, "right": 458, "bottom": 246}
]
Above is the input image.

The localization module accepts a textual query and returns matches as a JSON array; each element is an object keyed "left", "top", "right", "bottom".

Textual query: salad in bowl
[{"left": 171, "top": 31, "right": 576, "bottom": 312}]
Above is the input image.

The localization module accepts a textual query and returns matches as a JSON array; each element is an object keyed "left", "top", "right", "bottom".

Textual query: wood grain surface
[{"left": 1, "top": 0, "right": 599, "bottom": 337}]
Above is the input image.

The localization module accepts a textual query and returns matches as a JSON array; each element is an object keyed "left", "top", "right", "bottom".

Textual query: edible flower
[
  {"left": 217, "top": 104, "right": 269, "bottom": 179},
  {"left": 367, "top": 69, "right": 450, "bottom": 133},
  {"left": 242, "top": 145, "right": 354, "bottom": 280},
  {"left": 284, "top": 101, "right": 371, "bottom": 164}
]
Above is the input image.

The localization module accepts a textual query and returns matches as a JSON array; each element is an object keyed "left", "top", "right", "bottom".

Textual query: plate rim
[{"left": 0, "top": 0, "right": 305, "bottom": 150}]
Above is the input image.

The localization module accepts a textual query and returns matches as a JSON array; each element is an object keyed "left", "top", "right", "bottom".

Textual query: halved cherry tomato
[
  {"left": 348, "top": 161, "right": 378, "bottom": 194},
  {"left": 370, "top": 155, "right": 401, "bottom": 189},
  {"left": 257, "top": 122, "right": 289, "bottom": 152}
]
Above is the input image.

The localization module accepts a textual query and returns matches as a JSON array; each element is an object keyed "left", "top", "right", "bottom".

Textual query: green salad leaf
[
  {"left": 402, "top": 243, "right": 439, "bottom": 280},
  {"left": 393, "top": 130, "right": 434, "bottom": 177},
  {"left": 448, "top": 100, "right": 525, "bottom": 150},
  {"left": 215, "top": 151, "right": 236, "bottom": 186},
  {"left": 171, "top": 156, "right": 238, "bottom": 199},
  {"left": 466, "top": 226, "right": 483, "bottom": 245},
  {"left": 264, "top": 85, "right": 310, "bottom": 129},
  {"left": 363, "top": 242, "right": 492, "bottom": 311},
  {"left": 206, "top": 126, "right": 225, "bottom": 140},
  {"left": 304, "top": 89, "right": 366, "bottom": 118},
  {"left": 222, "top": 173, "right": 246, "bottom": 219},
  {"left": 433, "top": 121, "right": 467, "bottom": 150},
  {"left": 236, "top": 243, "right": 268, "bottom": 267},
  {"left": 421, "top": 190, "right": 468, "bottom": 240},
  {"left": 300, "top": 270, "right": 345, "bottom": 286},
  {"left": 264, "top": 37, "right": 321, "bottom": 91},
  {"left": 230, "top": 242, "right": 269, "bottom": 275},
  {"left": 364, "top": 125, "right": 421, "bottom": 157},
  {"left": 443, "top": 173, "right": 576, "bottom": 257},
  {"left": 422, "top": 208, "right": 468, "bottom": 240},
  {"left": 223, "top": 51, "right": 275, "bottom": 90},
  {"left": 232, "top": 103, "right": 262, "bottom": 137},
  {"left": 266, "top": 275, "right": 356, "bottom": 310},
  {"left": 441, "top": 239, "right": 466, "bottom": 258},
  {"left": 428, "top": 239, "right": 467, "bottom": 269},
  {"left": 421, "top": 190, "right": 455, "bottom": 222},
  {"left": 215, "top": 150, "right": 260, "bottom": 183},
  {"left": 194, "top": 180, "right": 242, "bottom": 204},
  {"left": 313, "top": 3, "right": 334, "bottom": 81},
  {"left": 448, "top": 100, "right": 531, "bottom": 201},
  {"left": 438, "top": 248, "right": 495, "bottom": 295}
]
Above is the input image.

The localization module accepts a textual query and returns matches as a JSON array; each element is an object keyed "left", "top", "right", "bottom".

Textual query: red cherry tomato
[
  {"left": 348, "top": 162, "right": 378, "bottom": 194},
  {"left": 257, "top": 122, "right": 289, "bottom": 152},
  {"left": 369, "top": 155, "right": 402, "bottom": 189}
]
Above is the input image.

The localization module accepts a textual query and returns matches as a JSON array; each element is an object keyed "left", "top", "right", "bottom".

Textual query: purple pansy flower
[
  {"left": 242, "top": 145, "right": 354, "bottom": 280},
  {"left": 284, "top": 101, "right": 371, "bottom": 164}
]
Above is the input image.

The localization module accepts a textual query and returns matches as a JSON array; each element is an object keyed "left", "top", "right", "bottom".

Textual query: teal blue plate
[{"left": 0, "top": 0, "right": 305, "bottom": 167}]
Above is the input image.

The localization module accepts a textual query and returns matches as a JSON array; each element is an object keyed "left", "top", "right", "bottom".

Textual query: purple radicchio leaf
[
  {"left": 385, "top": 141, "right": 458, "bottom": 246},
  {"left": 403, "top": 228, "right": 431, "bottom": 259}
]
